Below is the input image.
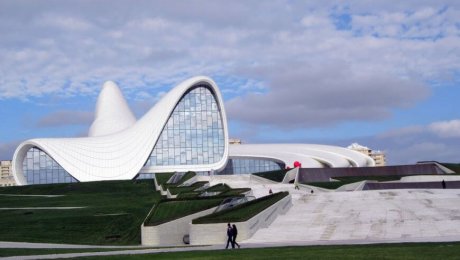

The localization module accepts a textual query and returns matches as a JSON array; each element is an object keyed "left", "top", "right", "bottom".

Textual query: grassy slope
[
  {"left": 205, "top": 183, "right": 230, "bottom": 192},
  {"left": 76, "top": 242, "right": 460, "bottom": 260},
  {"left": 441, "top": 163, "right": 460, "bottom": 174},
  {"left": 155, "top": 173, "right": 175, "bottom": 186},
  {"left": 161, "top": 171, "right": 197, "bottom": 190},
  {"left": 167, "top": 182, "right": 208, "bottom": 195},
  {"left": 0, "top": 248, "right": 155, "bottom": 257},
  {"left": 252, "top": 169, "right": 287, "bottom": 183},
  {"left": 0, "top": 180, "right": 162, "bottom": 245},
  {"left": 145, "top": 198, "right": 224, "bottom": 226},
  {"left": 220, "top": 188, "right": 251, "bottom": 196},
  {"left": 193, "top": 192, "right": 288, "bottom": 224}
]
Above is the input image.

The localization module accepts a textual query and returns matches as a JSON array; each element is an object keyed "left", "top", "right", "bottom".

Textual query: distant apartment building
[
  {"left": 229, "top": 138, "right": 242, "bottom": 145},
  {"left": 348, "top": 143, "right": 386, "bottom": 166},
  {"left": 1, "top": 160, "right": 16, "bottom": 187}
]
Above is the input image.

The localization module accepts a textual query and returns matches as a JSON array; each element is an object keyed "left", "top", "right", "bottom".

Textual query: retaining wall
[
  {"left": 189, "top": 194, "right": 292, "bottom": 245},
  {"left": 283, "top": 168, "right": 298, "bottom": 183},
  {"left": 141, "top": 206, "right": 217, "bottom": 246}
]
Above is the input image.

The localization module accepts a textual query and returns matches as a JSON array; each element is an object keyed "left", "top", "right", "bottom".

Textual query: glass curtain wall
[
  {"left": 144, "top": 85, "right": 225, "bottom": 167},
  {"left": 219, "top": 158, "right": 284, "bottom": 175},
  {"left": 22, "top": 147, "right": 78, "bottom": 184}
]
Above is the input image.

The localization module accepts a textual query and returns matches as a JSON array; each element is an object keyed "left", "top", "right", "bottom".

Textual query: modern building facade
[
  {"left": 228, "top": 138, "right": 242, "bottom": 145},
  {"left": 12, "top": 76, "right": 375, "bottom": 185},
  {"left": 348, "top": 143, "right": 386, "bottom": 166}
]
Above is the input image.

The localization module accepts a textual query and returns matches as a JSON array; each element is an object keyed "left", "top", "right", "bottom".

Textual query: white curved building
[{"left": 12, "top": 76, "right": 374, "bottom": 185}]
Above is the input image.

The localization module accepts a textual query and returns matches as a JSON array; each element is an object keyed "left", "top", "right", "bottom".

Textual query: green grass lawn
[
  {"left": 0, "top": 247, "right": 152, "bottom": 257},
  {"left": 72, "top": 242, "right": 460, "bottom": 259},
  {"left": 144, "top": 198, "right": 225, "bottom": 226},
  {"left": 0, "top": 180, "right": 162, "bottom": 245},
  {"left": 252, "top": 169, "right": 288, "bottom": 183},
  {"left": 441, "top": 163, "right": 460, "bottom": 174},
  {"left": 205, "top": 183, "right": 230, "bottom": 192},
  {"left": 167, "top": 181, "right": 208, "bottom": 195},
  {"left": 161, "top": 171, "right": 197, "bottom": 190},
  {"left": 176, "top": 192, "right": 201, "bottom": 198},
  {"left": 193, "top": 192, "right": 288, "bottom": 224},
  {"left": 220, "top": 188, "right": 251, "bottom": 196},
  {"left": 155, "top": 172, "right": 175, "bottom": 186}
]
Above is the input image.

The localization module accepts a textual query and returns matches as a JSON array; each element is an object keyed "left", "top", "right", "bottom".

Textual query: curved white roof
[
  {"left": 229, "top": 144, "right": 374, "bottom": 168},
  {"left": 12, "top": 76, "right": 229, "bottom": 185},
  {"left": 12, "top": 76, "right": 374, "bottom": 185}
]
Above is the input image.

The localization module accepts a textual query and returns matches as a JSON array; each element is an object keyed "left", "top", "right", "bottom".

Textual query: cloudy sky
[{"left": 1, "top": 0, "right": 459, "bottom": 164}]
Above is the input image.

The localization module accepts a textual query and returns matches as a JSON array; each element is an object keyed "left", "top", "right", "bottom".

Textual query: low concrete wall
[
  {"left": 153, "top": 177, "right": 161, "bottom": 191},
  {"left": 166, "top": 189, "right": 178, "bottom": 199},
  {"left": 141, "top": 206, "right": 218, "bottom": 246},
  {"left": 335, "top": 181, "right": 368, "bottom": 192},
  {"left": 154, "top": 175, "right": 198, "bottom": 197},
  {"left": 153, "top": 177, "right": 168, "bottom": 196},
  {"left": 400, "top": 175, "right": 460, "bottom": 182},
  {"left": 189, "top": 194, "right": 292, "bottom": 245},
  {"left": 283, "top": 168, "right": 298, "bottom": 184},
  {"left": 298, "top": 163, "right": 447, "bottom": 183}
]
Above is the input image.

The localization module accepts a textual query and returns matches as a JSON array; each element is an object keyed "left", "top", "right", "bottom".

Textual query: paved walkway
[
  {"left": 0, "top": 241, "right": 143, "bottom": 249},
  {"left": 0, "top": 207, "right": 85, "bottom": 210},
  {"left": 3, "top": 235, "right": 460, "bottom": 260}
]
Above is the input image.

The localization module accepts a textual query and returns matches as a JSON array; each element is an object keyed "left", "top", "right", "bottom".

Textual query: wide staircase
[{"left": 244, "top": 189, "right": 460, "bottom": 244}]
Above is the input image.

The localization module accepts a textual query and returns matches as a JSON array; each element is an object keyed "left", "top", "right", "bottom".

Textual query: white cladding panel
[{"left": 229, "top": 144, "right": 375, "bottom": 168}]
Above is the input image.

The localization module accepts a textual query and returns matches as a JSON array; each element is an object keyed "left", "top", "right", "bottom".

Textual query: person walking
[
  {"left": 442, "top": 179, "right": 446, "bottom": 189},
  {"left": 232, "top": 224, "right": 240, "bottom": 248},
  {"left": 225, "top": 223, "right": 234, "bottom": 249}
]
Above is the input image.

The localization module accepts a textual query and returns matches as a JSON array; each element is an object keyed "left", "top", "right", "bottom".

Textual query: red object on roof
[{"left": 293, "top": 161, "right": 302, "bottom": 168}]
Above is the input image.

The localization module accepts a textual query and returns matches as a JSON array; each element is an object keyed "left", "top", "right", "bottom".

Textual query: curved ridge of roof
[{"left": 88, "top": 81, "right": 136, "bottom": 137}]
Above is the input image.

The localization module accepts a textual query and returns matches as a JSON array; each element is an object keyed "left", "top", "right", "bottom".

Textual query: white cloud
[
  {"left": 429, "top": 119, "right": 460, "bottom": 138},
  {"left": 0, "top": 1, "right": 458, "bottom": 131},
  {"left": 127, "top": 18, "right": 169, "bottom": 30},
  {"left": 0, "top": 140, "right": 22, "bottom": 161},
  {"left": 378, "top": 125, "right": 425, "bottom": 138},
  {"left": 377, "top": 119, "right": 460, "bottom": 139},
  {"left": 301, "top": 14, "right": 334, "bottom": 29},
  {"left": 37, "top": 14, "right": 92, "bottom": 31}
]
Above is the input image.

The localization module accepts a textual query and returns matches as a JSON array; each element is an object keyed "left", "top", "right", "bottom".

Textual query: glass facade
[
  {"left": 144, "top": 85, "right": 225, "bottom": 167},
  {"left": 22, "top": 147, "right": 78, "bottom": 184},
  {"left": 134, "top": 173, "right": 154, "bottom": 180},
  {"left": 219, "top": 158, "right": 284, "bottom": 175}
]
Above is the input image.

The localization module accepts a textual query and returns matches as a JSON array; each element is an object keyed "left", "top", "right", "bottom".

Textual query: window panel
[{"left": 22, "top": 147, "right": 77, "bottom": 184}]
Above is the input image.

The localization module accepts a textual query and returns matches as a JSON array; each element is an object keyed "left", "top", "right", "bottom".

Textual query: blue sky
[{"left": 1, "top": 1, "right": 459, "bottom": 164}]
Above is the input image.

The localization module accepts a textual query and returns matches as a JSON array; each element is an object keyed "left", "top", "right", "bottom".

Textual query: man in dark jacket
[
  {"left": 225, "top": 223, "right": 234, "bottom": 249},
  {"left": 232, "top": 224, "right": 240, "bottom": 248}
]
